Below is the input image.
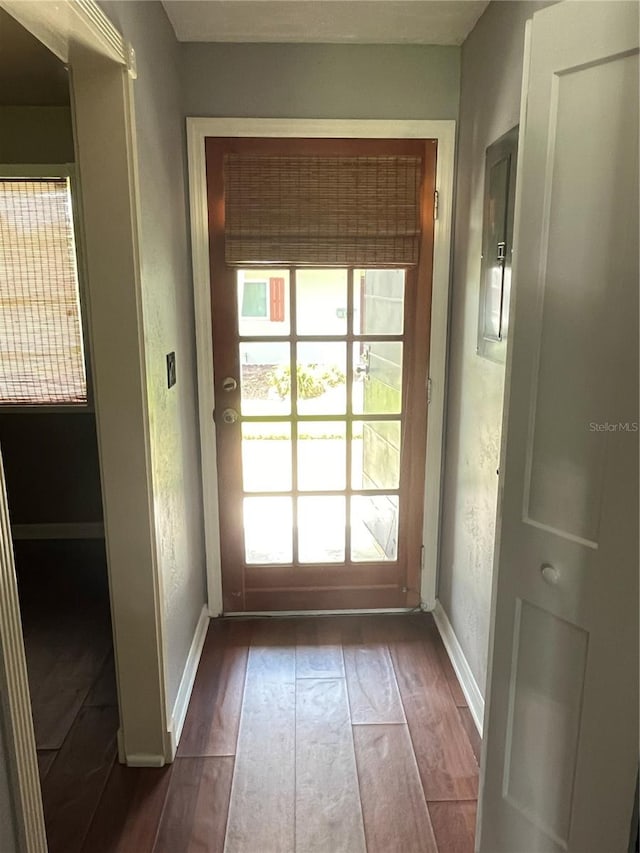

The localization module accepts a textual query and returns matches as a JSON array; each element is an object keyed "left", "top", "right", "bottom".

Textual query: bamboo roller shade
[
  {"left": 0, "top": 179, "right": 87, "bottom": 405},
  {"left": 224, "top": 154, "right": 423, "bottom": 267}
]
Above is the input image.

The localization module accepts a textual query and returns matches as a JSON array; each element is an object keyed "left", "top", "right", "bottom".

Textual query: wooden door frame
[
  {"left": 187, "top": 117, "right": 456, "bottom": 616},
  {"left": 0, "top": 3, "right": 172, "bottom": 827},
  {"left": 206, "top": 135, "right": 434, "bottom": 611}
]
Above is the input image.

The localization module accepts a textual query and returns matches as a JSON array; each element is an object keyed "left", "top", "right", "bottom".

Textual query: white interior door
[{"left": 478, "top": 3, "right": 639, "bottom": 851}]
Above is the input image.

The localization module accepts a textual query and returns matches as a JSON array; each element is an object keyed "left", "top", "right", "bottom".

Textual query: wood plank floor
[
  {"left": 16, "top": 541, "right": 114, "bottom": 752},
  {"left": 17, "top": 568, "right": 479, "bottom": 853},
  {"left": 15, "top": 540, "right": 120, "bottom": 853},
  {"left": 75, "top": 613, "right": 479, "bottom": 853}
]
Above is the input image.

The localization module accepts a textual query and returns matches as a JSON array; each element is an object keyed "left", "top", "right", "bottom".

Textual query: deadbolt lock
[{"left": 222, "top": 376, "right": 238, "bottom": 392}]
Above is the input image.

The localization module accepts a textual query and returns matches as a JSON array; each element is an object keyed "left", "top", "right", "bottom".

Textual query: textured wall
[
  {"left": 98, "top": 0, "right": 206, "bottom": 714},
  {"left": 182, "top": 43, "right": 460, "bottom": 119},
  {"left": 438, "top": 0, "right": 556, "bottom": 697}
]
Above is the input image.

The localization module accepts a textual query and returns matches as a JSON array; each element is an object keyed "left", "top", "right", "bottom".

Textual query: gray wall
[
  {"left": 98, "top": 1, "right": 206, "bottom": 714},
  {"left": 0, "top": 106, "right": 73, "bottom": 161},
  {"left": 182, "top": 43, "right": 460, "bottom": 119},
  {"left": 438, "top": 0, "right": 556, "bottom": 697}
]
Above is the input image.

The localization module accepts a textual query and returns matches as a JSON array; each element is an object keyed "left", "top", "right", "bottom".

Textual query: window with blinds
[
  {"left": 223, "top": 154, "right": 423, "bottom": 267},
  {"left": 0, "top": 177, "right": 87, "bottom": 405}
]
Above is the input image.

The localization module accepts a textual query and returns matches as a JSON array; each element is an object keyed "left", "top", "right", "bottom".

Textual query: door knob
[
  {"left": 222, "top": 377, "right": 238, "bottom": 392},
  {"left": 541, "top": 563, "right": 560, "bottom": 586},
  {"left": 222, "top": 408, "right": 239, "bottom": 424}
]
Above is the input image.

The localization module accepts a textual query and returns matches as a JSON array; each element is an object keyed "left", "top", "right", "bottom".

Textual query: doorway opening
[{"left": 0, "top": 11, "right": 118, "bottom": 849}]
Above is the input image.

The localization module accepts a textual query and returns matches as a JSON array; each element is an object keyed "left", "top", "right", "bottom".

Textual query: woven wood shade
[
  {"left": 224, "top": 154, "right": 422, "bottom": 267},
  {"left": 0, "top": 179, "right": 87, "bottom": 405}
]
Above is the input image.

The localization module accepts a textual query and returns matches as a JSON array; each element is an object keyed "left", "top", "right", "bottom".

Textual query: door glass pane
[
  {"left": 298, "top": 496, "right": 345, "bottom": 563},
  {"left": 296, "top": 269, "right": 348, "bottom": 335},
  {"left": 351, "top": 495, "right": 399, "bottom": 562},
  {"left": 296, "top": 342, "right": 346, "bottom": 415},
  {"left": 244, "top": 497, "right": 292, "bottom": 564},
  {"left": 237, "top": 269, "right": 290, "bottom": 336},
  {"left": 352, "top": 420, "right": 401, "bottom": 489},
  {"left": 353, "top": 341, "right": 402, "bottom": 415},
  {"left": 242, "top": 422, "right": 291, "bottom": 492},
  {"left": 298, "top": 422, "right": 346, "bottom": 491},
  {"left": 353, "top": 269, "right": 405, "bottom": 335},
  {"left": 240, "top": 342, "right": 290, "bottom": 415}
]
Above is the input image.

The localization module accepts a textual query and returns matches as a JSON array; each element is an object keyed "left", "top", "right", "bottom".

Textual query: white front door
[{"left": 478, "top": 3, "right": 639, "bottom": 851}]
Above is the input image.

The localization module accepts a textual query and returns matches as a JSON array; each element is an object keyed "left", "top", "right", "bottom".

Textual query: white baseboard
[
  {"left": 432, "top": 599, "right": 484, "bottom": 736},
  {"left": 167, "top": 604, "right": 209, "bottom": 761},
  {"left": 125, "top": 753, "right": 166, "bottom": 768},
  {"left": 225, "top": 608, "right": 417, "bottom": 617},
  {"left": 118, "top": 731, "right": 168, "bottom": 768},
  {"left": 10, "top": 522, "right": 104, "bottom": 540}
]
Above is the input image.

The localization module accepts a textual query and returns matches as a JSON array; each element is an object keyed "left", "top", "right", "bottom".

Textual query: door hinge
[
  {"left": 125, "top": 42, "right": 137, "bottom": 79},
  {"left": 427, "top": 377, "right": 432, "bottom": 405},
  {"left": 433, "top": 190, "right": 439, "bottom": 220}
]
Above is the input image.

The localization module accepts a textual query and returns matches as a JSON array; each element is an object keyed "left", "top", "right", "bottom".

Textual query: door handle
[
  {"left": 221, "top": 408, "right": 239, "bottom": 424},
  {"left": 540, "top": 563, "right": 560, "bottom": 586}
]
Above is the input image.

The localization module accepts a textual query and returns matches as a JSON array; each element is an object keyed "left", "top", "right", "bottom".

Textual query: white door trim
[
  {"left": 186, "top": 117, "right": 455, "bottom": 615},
  {"left": 0, "top": 451, "right": 47, "bottom": 853}
]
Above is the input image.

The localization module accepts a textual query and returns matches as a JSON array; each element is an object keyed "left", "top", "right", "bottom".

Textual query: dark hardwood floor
[
  {"left": 14, "top": 540, "right": 117, "bottom": 853},
  {"left": 19, "top": 574, "right": 480, "bottom": 853}
]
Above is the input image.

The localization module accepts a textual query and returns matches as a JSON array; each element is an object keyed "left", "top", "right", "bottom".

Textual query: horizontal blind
[
  {"left": 224, "top": 154, "right": 422, "bottom": 267},
  {"left": 0, "top": 179, "right": 87, "bottom": 405}
]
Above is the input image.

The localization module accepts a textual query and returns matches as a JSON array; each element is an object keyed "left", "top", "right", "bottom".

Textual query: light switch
[{"left": 166, "top": 352, "right": 176, "bottom": 388}]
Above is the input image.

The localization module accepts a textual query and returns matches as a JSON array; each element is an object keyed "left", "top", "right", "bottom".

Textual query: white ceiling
[{"left": 162, "top": 1, "right": 489, "bottom": 45}]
